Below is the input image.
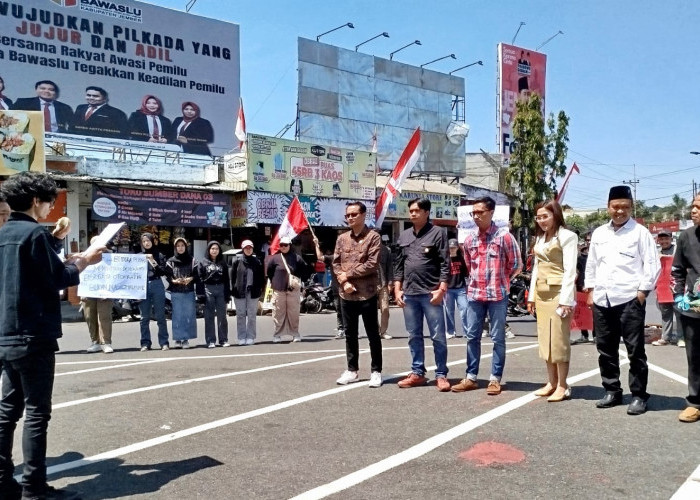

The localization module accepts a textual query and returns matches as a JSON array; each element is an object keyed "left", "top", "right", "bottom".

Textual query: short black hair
[
  {"left": 86, "top": 86, "right": 107, "bottom": 98},
  {"left": 35, "top": 80, "right": 59, "bottom": 93},
  {"left": 408, "top": 197, "right": 431, "bottom": 212},
  {"left": 0, "top": 172, "right": 57, "bottom": 211},
  {"left": 345, "top": 201, "right": 367, "bottom": 214},
  {"left": 473, "top": 196, "right": 496, "bottom": 211}
]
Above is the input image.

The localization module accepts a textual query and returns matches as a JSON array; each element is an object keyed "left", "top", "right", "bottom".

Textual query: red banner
[
  {"left": 656, "top": 256, "right": 674, "bottom": 303},
  {"left": 571, "top": 292, "right": 593, "bottom": 331}
]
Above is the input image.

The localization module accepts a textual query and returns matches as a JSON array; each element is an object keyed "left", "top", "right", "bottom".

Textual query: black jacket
[
  {"left": 165, "top": 253, "right": 198, "bottom": 293},
  {"left": 71, "top": 103, "right": 128, "bottom": 139},
  {"left": 0, "top": 212, "right": 81, "bottom": 357},
  {"left": 127, "top": 111, "right": 173, "bottom": 143},
  {"left": 196, "top": 256, "right": 231, "bottom": 298},
  {"left": 12, "top": 97, "right": 74, "bottom": 133},
  {"left": 142, "top": 250, "right": 167, "bottom": 281},
  {"left": 267, "top": 252, "right": 310, "bottom": 292},
  {"left": 230, "top": 253, "right": 265, "bottom": 299},
  {"left": 171, "top": 117, "right": 214, "bottom": 156}
]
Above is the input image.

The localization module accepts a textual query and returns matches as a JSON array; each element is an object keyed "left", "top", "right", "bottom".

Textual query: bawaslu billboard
[
  {"left": 0, "top": 0, "right": 239, "bottom": 157},
  {"left": 497, "top": 43, "right": 546, "bottom": 165}
]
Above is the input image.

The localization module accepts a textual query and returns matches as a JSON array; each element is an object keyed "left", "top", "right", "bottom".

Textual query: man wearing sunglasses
[{"left": 333, "top": 202, "right": 383, "bottom": 387}]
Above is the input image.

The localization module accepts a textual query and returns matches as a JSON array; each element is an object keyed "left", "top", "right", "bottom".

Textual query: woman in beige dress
[{"left": 527, "top": 200, "right": 578, "bottom": 402}]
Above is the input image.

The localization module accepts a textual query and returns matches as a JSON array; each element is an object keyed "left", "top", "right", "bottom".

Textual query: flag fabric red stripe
[
  {"left": 374, "top": 128, "right": 421, "bottom": 227},
  {"left": 269, "top": 197, "right": 310, "bottom": 254},
  {"left": 556, "top": 162, "right": 580, "bottom": 204}
]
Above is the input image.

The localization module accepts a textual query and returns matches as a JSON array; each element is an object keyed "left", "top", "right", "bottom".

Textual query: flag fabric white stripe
[
  {"left": 235, "top": 97, "right": 246, "bottom": 152},
  {"left": 269, "top": 197, "right": 310, "bottom": 254}
]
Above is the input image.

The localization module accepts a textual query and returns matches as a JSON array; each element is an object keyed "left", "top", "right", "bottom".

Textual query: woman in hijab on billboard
[
  {"left": 127, "top": 95, "right": 173, "bottom": 144},
  {"left": 171, "top": 101, "right": 214, "bottom": 156}
]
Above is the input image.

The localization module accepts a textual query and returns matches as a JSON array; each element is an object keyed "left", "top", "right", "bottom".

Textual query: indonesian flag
[
  {"left": 374, "top": 127, "right": 421, "bottom": 227},
  {"left": 235, "top": 97, "right": 246, "bottom": 152},
  {"left": 270, "top": 197, "right": 310, "bottom": 254},
  {"left": 556, "top": 162, "right": 580, "bottom": 204}
]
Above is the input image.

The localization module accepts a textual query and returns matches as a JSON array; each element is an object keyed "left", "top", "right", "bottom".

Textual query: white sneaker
[
  {"left": 336, "top": 370, "right": 359, "bottom": 385},
  {"left": 446, "top": 333, "right": 456, "bottom": 340},
  {"left": 140, "top": 346, "right": 149, "bottom": 352},
  {"left": 678, "top": 340, "right": 686, "bottom": 348},
  {"left": 222, "top": 342, "right": 231, "bottom": 347},
  {"left": 506, "top": 331, "right": 516, "bottom": 339},
  {"left": 272, "top": 336, "right": 282, "bottom": 343},
  {"left": 245, "top": 338, "right": 254, "bottom": 345},
  {"left": 334, "top": 330, "right": 345, "bottom": 339},
  {"left": 161, "top": 344, "right": 169, "bottom": 351},
  {"left": 482, "top": 330, "right": 489, "bottom": 338},
  {"left": 101, "top": 344, "right": 114, "bottom": 354},
  {"left": 86, "top": 342, "right": 102, "bottom": 353},
  {"left": 292, "top": 335, "right": 302, "bottom": 343},
  {"left": 208, "top": 343, "right": 216, "bottom": 349},
  {"left": 237, "top": 339, "right": 246, "bottom": 346},
  {"left": 175, "top": 341, "right": 182, "bottom": 348},
  {"left": 368, "top": 371, "right": 382, "bottom": 388},
  {"left": 182, "top": 340, "right": 190, "bottom": 349},
  {"left": 380, "top": 333, "right": 393, "bottom": 340}
]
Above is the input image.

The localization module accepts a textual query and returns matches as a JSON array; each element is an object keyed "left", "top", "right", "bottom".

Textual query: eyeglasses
[
  {"left": 534, "top": 214, "right": 551, "bottom": 221},
  {"left": 345, "top": 212, "right": 362, "bottom": 219}
]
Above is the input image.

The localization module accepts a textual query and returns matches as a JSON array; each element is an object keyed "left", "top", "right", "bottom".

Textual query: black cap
[
  {"left": 608, "top": 185, "right": 633, "bottom": 202},
  {"left": 657, "top": 230, "right": 672, "bottom": 237}
]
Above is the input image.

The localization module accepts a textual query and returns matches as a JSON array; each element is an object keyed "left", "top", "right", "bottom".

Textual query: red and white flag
[
  {"left": 269, "top": 197, "right": 310, "bottom": 254},
  {"left": 374, "top": 127, "right": 421, "bottom": 227},
  {"left": 556, "top": 162, "right": 580, "bottom": 204},
  {"left": 235, "top": 97, "right": 247, "bottom": 152}
]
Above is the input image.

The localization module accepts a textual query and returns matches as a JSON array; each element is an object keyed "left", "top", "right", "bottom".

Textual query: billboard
[
  {"left": 0, "top": 0, "right": 239, "bottom": 158},
  {"left": 497, "top": 43, "right": 546, "bottom": 165},
  {"left": 380, "top": 190, "right": 461, "bottom": 221},
  {"left": 248, "top": 134, "right": 376, "bottom": 200},
  {"left": 0, "top": 110, "right": 45, "bottom": 174}
]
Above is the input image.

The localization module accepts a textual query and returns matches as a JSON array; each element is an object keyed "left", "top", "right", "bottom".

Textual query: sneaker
[
  {"left": 140, "top": 345, "right": 150, "bottom": 352},
  {"left": 446, "top": 333, "right": 456, "bottom": 340},
  {"left": 336, "top": 370, "right": 359, "bottom": 385},
  {"left": 335, "top": 330, "right": 345, "bottom": 339},
  {"left": 101, "top": 344, "right": 114, "bottom": 354},
  {"left": 86, "top": 342, "right": 102, "bottom": 353},
  {"left": 161, "top": 344, "right": 169, "bottom": 351},
  {"left": 505, "top": 331, "right": 516, "bottom": 339},
  {"left": 679, "top": 406, "right": 700, "bottom": 423},
  {"left": 380, "top": 333, "right": 393, "bottom": 340},
  {"left": 245, "top": 338, "right": 254, "bottom": 345},
  {"left": 208, "top": 343, "right": 216, "bottom": 349},
  {"left": 292, "top": 335, "right": 302, "bottom": 343},
  {"left": 436, "top": 377, "right": 451, "bottom": 392},
  {"left": 368, "top": 371, "right": 382, "bottom": 388},
  {"left": 272, "top": 336, "right": 282, "bottom": 343},
  {"left": 175, "top": 340, "right": 182, "bottom": 348},
  {"left": 237, "top": 339, "right": 246, "bottom": 346},
  {"left": 182, "top": 340, "right": 190, "bottom": 349},
  {"left": 487, "top": 380, "right": 502, "bottom": 395},
  {"left": 652, "top": 338, "right": 669, "bottom": 346},
  {"left": 398, "top": 373, "right": 428, "bottom": 388},
  {"left": 678, "top": 339, "right": 686, "bottom": 348},
  {"left": 451, "top": 378, "right": 479, "bottom": 392},
  {"left": 222, "top": 342, "right": 231, "bottom": 347}
]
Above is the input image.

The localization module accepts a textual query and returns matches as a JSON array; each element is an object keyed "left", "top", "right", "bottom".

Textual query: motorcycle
[
  {"left": 507, "top": 272, "right": 531, "bottom": 317},
  {"left": 300, "top": 278, "right": 335, "bottom": 314},
  {"left": 112, "top": 298, "right": 141, "bottom": 321}
]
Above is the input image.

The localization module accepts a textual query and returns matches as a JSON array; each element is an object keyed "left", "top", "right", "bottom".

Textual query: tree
[
  {"left": 668, "top": 193, "right": 688, "bottom": 220},
  {"left": 505, "top": 93, "right": 570, "bottom": 248}
]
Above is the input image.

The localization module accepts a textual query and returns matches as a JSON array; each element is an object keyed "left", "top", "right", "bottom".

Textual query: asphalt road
[{"left": 6, "top": 297, "right": 699, "bottom": 499}]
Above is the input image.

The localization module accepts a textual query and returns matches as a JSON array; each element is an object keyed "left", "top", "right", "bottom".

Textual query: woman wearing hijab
[
  {"left": 230, "top": 239, "right": 265, "bottom": 345},
  {"left": 171, "top": 101, "right": 214, "bottom": 156},
  {"left": 138, "top": 233, "right": 170, "bottom": 351},
  {"left": 196, "top": 241, "right": 231, "bottom": 348},
  {"left": 127, "top": 95, "right": 172, "bottom": 143},
  {"left": 165, "top": 237, "right": 198, "bottom": 348}
]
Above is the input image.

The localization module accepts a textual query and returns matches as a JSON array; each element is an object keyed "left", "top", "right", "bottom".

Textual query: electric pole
[{"left": 623, "top": 164, "right": 640, "bottom": 218}]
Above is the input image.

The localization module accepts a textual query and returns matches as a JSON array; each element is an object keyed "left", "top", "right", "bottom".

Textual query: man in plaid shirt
[{"left": 451, "top": 196, "right": 521, "bottom": 396}]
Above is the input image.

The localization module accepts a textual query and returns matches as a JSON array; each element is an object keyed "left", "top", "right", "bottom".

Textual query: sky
[{"left": 147, "top": 0, "right": 700, "bottom": 212}]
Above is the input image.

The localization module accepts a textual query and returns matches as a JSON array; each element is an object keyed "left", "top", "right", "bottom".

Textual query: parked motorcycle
[
  {"left": 300, "top": 278, "right": 335, "bottom": 314},
  {"left": 112, "top": 298, "right": 141, "bottom": 321},
  {"left": 507, "top": 272, "right": 531, "bottom": 317}
]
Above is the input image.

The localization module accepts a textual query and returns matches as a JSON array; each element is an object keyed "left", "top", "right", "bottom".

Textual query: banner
[
  {"left": 571, "top": 291, "right": 593, "bottom": 332},
  {"left": 497, "top": 43, "right": 547, "bottom": 165},
  {"left": 77, "top": 253, "right": 147, "bottom": 300},
  {"left": 0, "top": 110, "right": 45, "bottom": 174},
  {"left": 92, "top": 185, "right": 231, "bottom": 227},
  {"left": 248, "top": 134, "right": 376, "bottom": 200},
  {"left": 382, "top": 191, "right": 461, "bottom": 221},
  {"left": 0, "top": 0, "right": 240, "bottom": 157},
  {"left": 457, "top": 204, "right": 509, "bottom": 243},
  {"left": 245, "top": 191, "right": 375, "bottom": 227}
]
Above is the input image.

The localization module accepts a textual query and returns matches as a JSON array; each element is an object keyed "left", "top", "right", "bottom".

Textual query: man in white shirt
[{"left": 585, "top": 185, "right": 660, "bottom": 415}]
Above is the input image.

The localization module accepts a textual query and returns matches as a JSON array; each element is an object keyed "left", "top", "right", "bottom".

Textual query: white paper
[{"left": 87, "top": 222, "right": 125, "bottom": 253}]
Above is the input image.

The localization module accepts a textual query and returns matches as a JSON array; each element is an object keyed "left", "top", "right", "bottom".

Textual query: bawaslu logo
[{"left": 51, "top": 0, "right": 144, "bottom": 23}]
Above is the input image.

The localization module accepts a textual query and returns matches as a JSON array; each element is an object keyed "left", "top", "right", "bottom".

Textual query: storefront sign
[
  {"left": 92, "top": 185, "right": 231, "bottom": 227},
  {"left": 382, "top": 191, "right": 461, "bottom": 220},
  {"left": 78, "top": 253, "right": 147, "bottom": 300},
  {"left": 244, "top": 191, "right": 375, "bottom": 227},
  {"left": 248, "top": 134, "right": 376, "bottom": 200}
]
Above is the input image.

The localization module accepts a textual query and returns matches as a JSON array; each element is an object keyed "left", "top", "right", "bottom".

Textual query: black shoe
[
  {"left": 596, "top": 392, "right": 623, "bottom": 408},
  {"left": 627, "top": 396, "right": 648, "bottom": 416},
  {"left": 570, "top": 335, "right": 590, "bottom": 345},
  {"left": 43, "top": 485, "right": 81, "bottom": 499},
  {"left": 1, "top": 479, "right": 21, "bottom": 500}
]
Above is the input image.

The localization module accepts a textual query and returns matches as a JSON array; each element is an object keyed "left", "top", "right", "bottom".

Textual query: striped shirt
[{"left": 463, "top": 222, "right": 522, "bottom": 301}]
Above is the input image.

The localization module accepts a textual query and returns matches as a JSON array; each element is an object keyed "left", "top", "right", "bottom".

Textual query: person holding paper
[
  {"left": 165, "top": 237, "right": 198, "bottom": 348},
  {"left": 82, "top": 238, "right": 114, "bottom": 354},
  {"left": 526, "top": 200, "right": 578, "bottom": 402},
  {"left": 139, "top": 233, "right": 170, "bottom": 351}
]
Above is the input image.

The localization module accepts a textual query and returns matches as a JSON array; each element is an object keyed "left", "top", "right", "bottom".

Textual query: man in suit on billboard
[
  {"left": 12, "top": 80, "right": 73, "bottom": 133},
  {"left": 70, "top": 86, "right": 127, "bottom": 139}
]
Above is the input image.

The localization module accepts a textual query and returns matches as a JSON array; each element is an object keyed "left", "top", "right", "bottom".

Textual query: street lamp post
[
  {"left": 316, "top": 22, "right": 354, "bottom": 42},
  {"left": 449, "top": 60, "right": 483, "bottom": 75},
  {"left": 420, "top": 53, "right": 456, "bottom": 69},
  {"left": 355, "top": 32, "right": 389, "bottom": 52},
  {"left": 389, "top": 40, "right": 421, "bottom": 60}
]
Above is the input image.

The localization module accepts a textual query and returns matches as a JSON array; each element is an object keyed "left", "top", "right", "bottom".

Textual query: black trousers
[
  {"left": 0, "top": 349, "right": 55, "bottom": 498},
  {"left": 341, "top": 296, "right": 382, "bottom": 373},
  {"left": 679, "top": 315, "right": 700, "bottom": 408},
  {"left": 593, "top": 298, "right": 648, "bottom": 399}
]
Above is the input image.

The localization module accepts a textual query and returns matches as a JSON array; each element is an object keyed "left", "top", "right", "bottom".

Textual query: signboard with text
[
  {"left": 0, "top": 0, "right": 240, "bottom": 157},
  {"left": 77, "top": 253, "right": 147, "bottom": 300},
  {"left": 247, "top": 134, "right": 376, "bottom": 200},
  {"left": 381, "top": 190, "right": 461, "bottom": 221},
  {"left": 92, "top": 185, "right": 231, "bottom": 227}
]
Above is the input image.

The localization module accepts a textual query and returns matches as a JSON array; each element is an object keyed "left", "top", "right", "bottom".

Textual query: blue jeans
[
  {"left": 403, "top": 294, "right": 448, "bottom": 378},
  {"left": 445, "top": 288, "right": 468, "bottom": 336},
  {"left": 139, "top": 278, "right": 169, "bottom": 348},
  {"left": 465, "top": 296, "right": 507, "bottom": 381}
]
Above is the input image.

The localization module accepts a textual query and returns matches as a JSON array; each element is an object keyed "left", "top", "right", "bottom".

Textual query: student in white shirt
[{"left": 584, "top": 185, "right": 660, "bottom": 415}]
